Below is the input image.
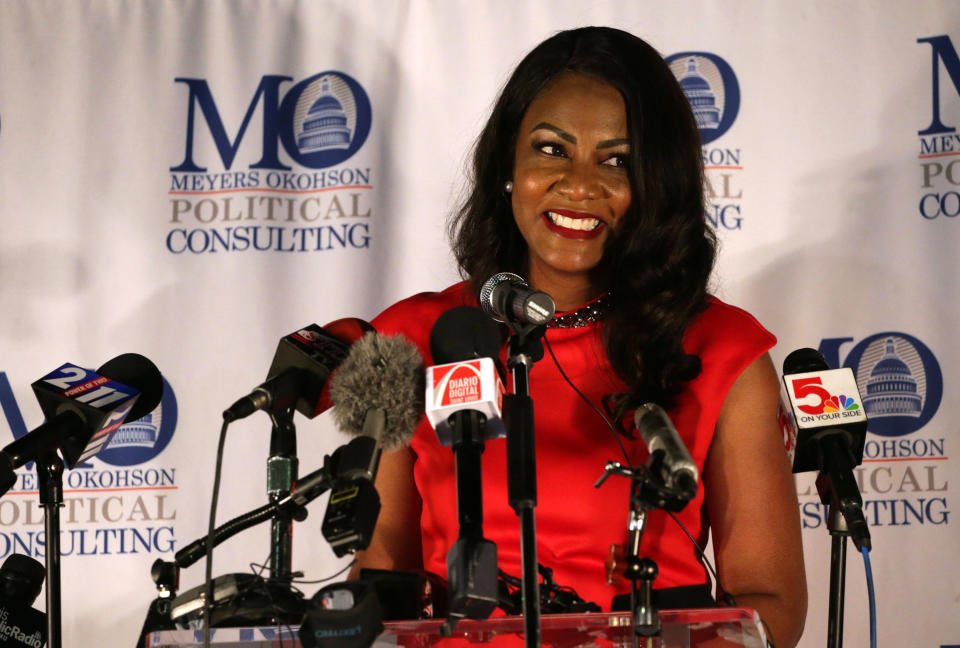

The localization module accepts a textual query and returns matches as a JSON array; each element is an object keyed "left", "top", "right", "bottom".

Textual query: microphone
[
  {"left": 223, "top": 318, "right": 373, "bottom": 422},
  {"left": 171, "top": 332, "right": 427, "bottom": 567},
  {"left": 478, "top": 272, "right": 555, "bottom": 328},
  {"left": 0, "top": 354, "right": 163, "bottom": 493},
  {"left": 425, "top": 306, "right": 503, "bottom": 623},
  {"left": 430, "top": 305, "right": 503, "bottom": 367},
  {"left": 781, "top": 347, "right": 870, "bottom": 549},
  {"left": 633, "top": 403, "right": 698, "bottom": 501},
  {"left": 780, "top": 347, "right": 868, "bottom": 472},
  {"left": 425, "top": 307, "right": 506, "bottom": 446},
  {"left": 0, "top": 554, "right": 47, "bottom": 648},
  {"left": 322, "top": 332, "right": 425, "bottom": 556},
  {"left": 329, "top": 331, "right": 425, "bottom": 451}
]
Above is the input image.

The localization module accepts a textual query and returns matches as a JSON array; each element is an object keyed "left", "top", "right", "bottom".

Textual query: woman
[{"left": 356, "top": 26, "right": 806, "bottom": 647}]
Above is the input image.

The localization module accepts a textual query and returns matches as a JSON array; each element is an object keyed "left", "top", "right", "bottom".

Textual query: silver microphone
[
  {"left": 478, "top": 272, "right": 555, "bottom": 326},
  {"left": 634, "top": 403, "right": 698, "bottom": 497}
]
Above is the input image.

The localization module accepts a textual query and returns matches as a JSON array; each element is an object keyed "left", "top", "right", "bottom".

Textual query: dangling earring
[{"left": 504, "top": 180, "right": 513, "bottom": 194}]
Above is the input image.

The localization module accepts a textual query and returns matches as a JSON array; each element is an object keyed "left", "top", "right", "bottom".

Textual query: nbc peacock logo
[
  {"left": 822, "top": 394, "right": 860, "bottom": 414},
  {"left": 788, "top": 373, "right": 863, "bottom": 420}
]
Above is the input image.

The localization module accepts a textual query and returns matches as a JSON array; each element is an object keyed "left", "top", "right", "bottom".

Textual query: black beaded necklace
[{"left": 546, "top": 292, "right": 612, "bottom": 328}]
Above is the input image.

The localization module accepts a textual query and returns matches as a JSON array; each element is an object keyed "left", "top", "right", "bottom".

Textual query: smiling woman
[
  {"left": 511, "top": 73, "right": 631, "bottom": 310},
  {"left": 354, "top": 26, "right": 807, "bottom": 648}
]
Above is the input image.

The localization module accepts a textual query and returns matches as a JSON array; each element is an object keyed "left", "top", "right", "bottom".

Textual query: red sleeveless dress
[{"left": 372, "top": 282, "right": 775, "bottom": 610}]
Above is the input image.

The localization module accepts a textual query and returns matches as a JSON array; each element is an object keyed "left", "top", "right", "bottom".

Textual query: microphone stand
[
  {"left": 2, "top": 425, "right": 122, "bottom": 648},
  {"left": 596, "top": 461, "right": 661, "bottom": 648},
  {"left": 38, "top": 451, "right": 64, "bottom": 648},
  {"left": 174, "top": 432, "right": 378, "bottom": 567},
  {"left": 153, "top": 464, "right": 328, "bottom": 635},
  {"left": 814, "top": 433, "right": 871, "bottom": 648},
  {"left": 441, "top": 410, "right": 498, "bottom": 634},
  {"left": 625, "top": 483, "right": 661, "bottom": 648},
  {"left": 175, "top": 466, "right": 324, "bottom": 570},
  {"left": 597, "top": 454, "right": 694, "bottom": 648},
  {"left": 821, "top": 478, "right": 849, "bottom": 648},
  {"left": 267, "top": 409, "right": 297, "bottom": 581},
  {"left": 504, "top": 324, "right": 546, "bottom": 648}
]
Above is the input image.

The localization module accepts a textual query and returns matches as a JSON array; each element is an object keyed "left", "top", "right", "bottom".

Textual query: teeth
[{"left": 546, "top": 212, "right": 600, "bottom": 231}]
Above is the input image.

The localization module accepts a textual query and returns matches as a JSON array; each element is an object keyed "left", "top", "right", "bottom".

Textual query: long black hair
[{"left": 450, "top": 26, "right": 716, "bottom": 413}]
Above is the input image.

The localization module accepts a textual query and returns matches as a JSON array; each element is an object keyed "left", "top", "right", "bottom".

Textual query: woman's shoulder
[
  {"left": 684, "top": 295, "right": 777, "bottom": 360},
  {"left": 371, "top": 281, "right": 475, "bottom": 353},
  {"left": 373, "top": 281, "right": 474, "bottom": 329}
]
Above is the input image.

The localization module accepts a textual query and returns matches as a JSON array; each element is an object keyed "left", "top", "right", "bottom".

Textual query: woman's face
[{"left": 511, "top": 72, "right": 631, "bottom": 298}]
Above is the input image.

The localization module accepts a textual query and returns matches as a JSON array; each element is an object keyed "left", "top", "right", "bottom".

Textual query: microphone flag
[{"left": 425, "top": 358, "right": 505, "bottom": 446}]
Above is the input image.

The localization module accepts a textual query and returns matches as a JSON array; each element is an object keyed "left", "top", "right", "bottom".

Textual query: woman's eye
[
  {"left": 601, "top": 153, "right": 629, "bottom": 169},
  {"left": 534, "top": 141, "right": 567, "bottom": 157}
]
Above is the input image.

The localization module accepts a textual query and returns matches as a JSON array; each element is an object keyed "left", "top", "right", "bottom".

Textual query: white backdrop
[{"left": 0, "top": 1, "right": 958, "bottom": 646}]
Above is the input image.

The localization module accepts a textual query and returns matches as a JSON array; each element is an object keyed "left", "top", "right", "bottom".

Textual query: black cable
[
  {"left": 249, "top": 554, "right": 273, "bottom": 580},
  {"left": 290, "top": 559, "right": 357, "bottom": 585},
  {"left": 665, "top": 510, "right": 735, "bottom": 606},
  {"left": 759, "top": 618, "right": 777, "bottom": 648},
  {"left": 249, "top": 557, "right": 357, "bottom": 586},
  {"left": 248, "top": 552, "right": 299, "bottom": 648},
  {"left": 543, "top": 333, "right": 633, "bottom": 468},
  {"left": 203, "top": 418, "right": 231, "bottom": 648},
  {"left": 245, "top": 556, "right": 359, "bottom": 646}
]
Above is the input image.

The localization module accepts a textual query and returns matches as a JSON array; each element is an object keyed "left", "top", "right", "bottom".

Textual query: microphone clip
[
  {"left": 595, "top": 458, "right": 694, "bottom": 514},
  {"left": 595, "top": 461, "right": 665, "bottom": 638},
  {"left": 505, "top": 323, "right": 547, "bottom": 368}
]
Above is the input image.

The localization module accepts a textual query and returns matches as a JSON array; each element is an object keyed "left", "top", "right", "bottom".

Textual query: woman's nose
[{"left": 554, "top": 162, "right": 603, "bottom": 201}]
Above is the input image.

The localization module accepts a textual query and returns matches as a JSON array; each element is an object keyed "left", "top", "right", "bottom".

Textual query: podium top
[{"left": 147, "top": 608, "right": 767, "bottom": 648}]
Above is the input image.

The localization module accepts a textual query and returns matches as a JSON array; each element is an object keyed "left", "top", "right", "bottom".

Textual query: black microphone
[
  {"left": 430, "top": 306, "right": 502, "bottom": 366},
  {"left": 781, "top": 348, "right": 871, "bottom": 549},
  {"left": 478, "top": 272, "right": 555, "bottom": 328},
  {"left": 0, "top": 554, "right": 47, "bottom": 648},
  {"left": 425, "top": 306, "right": 506, "bottom": 446},
  {"left": 223, "top": 318, "right": 374, "bottom": 422},
  {"left": 781, "top": 348, "right": 868, "bottom": 472},
  {"left": 0, "top": 354, "right": 164, "bottom": 493},
  {"left": 425, "top": 306, "right": 502, "bottom": 624},
  {"left": 633, "top": 403, "right": 698, "bottom": 501},
  {"left": 321, "top": 332, "right": 425, "bottom": 556}
]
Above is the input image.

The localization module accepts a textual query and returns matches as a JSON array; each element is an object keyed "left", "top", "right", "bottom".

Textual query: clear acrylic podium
[{"left": 146, "top": 608, "right": 768, "bottom": 648}]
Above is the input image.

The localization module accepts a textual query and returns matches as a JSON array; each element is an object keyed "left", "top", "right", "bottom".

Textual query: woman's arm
[
  {"left": 349, "top": 445, "right": 423, "bottom": 578},
  {"left": 703, "top": 352, "right": 807, "bottom": 647}
]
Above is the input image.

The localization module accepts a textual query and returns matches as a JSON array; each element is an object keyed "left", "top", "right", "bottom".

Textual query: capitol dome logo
[
  {"left": 96, "top": 376, "right": 178, "bottom": 466},
  {"left": 841, "top": 332, "right": 942, "bottom": 437},
  {"left": 278, "top": 71, "right": 372, "bottom": 169},
  {"left": 665, "top": 52, "right": 740, "bottom": 145}
]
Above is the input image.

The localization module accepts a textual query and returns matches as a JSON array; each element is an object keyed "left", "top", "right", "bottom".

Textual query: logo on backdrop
[
  {"left": 843, "top": 333, "right": 942, "bottom": 437},
  {"left": 917, "top": 35, "right": 960, "bottom": 220},
  {"left": 167, "top": 71, "right": 374, "bottom": 255},
  {"left": 667, "top": 52, "right": 743, "bottom": 231},
  {"left": 798, "top": 332, "right": 949, "bottom": 530},
  {"left": 0, "top": 371, "right": 179, "bottom": 559}
]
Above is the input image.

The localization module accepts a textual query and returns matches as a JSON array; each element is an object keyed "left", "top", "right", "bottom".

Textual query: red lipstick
[{"left": 541, "top": 209, "right": 606, "bottom": 239}]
